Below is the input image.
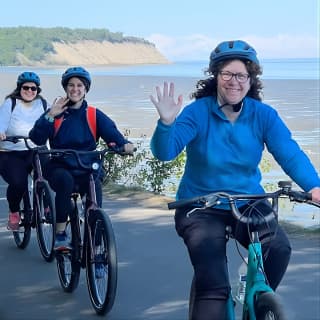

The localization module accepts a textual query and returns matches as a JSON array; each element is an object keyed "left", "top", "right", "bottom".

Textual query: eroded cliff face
[{"left": 42, "top": 40, "right": 169, "bottom": 66}]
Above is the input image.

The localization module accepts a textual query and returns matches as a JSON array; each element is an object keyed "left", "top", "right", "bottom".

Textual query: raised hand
[
  {"left": 150, "top": 82, "right": 183, "bottom": 125},
  {"left": 47, "top": 96, "right": 70, "bottom": 118}
]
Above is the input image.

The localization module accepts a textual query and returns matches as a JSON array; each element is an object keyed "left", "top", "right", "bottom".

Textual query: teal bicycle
[{"left": 168, "top": 181, "right": 320, "bottom": 320}]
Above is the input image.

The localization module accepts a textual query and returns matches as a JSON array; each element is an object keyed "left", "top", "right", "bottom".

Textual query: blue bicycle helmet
[
  {"left": 210, "top": 40, "right": 259, "bottom": 65},
  {"left": 17, "top": 72, "right": 40, "bottom": 87},
  {"left": 61, "top": 67, "right": 91, "bottom": 91}
]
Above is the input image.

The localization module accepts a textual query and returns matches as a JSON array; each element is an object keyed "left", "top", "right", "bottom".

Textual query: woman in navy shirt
[{"left": 30, "top": 67, "right": 134, "bottom": 250}]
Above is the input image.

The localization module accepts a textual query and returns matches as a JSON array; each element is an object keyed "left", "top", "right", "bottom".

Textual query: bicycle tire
[
  {"left": 254, "top": 292, "right": 287, "bottom": 320},
  {"left": 35, "top": 181, "right": 56, "bottom": 262},
  {"left": 56, "top": 204, "right": 81, "bottom": 293},
  {"left": 13, "top": 192, "right": 32, "bottom": 249},
  {"left": 86, "top": 209, "right": 117, "bottom": 315},
  {"left": 188, "top": 276, "right": 195, "bottom": 320}
]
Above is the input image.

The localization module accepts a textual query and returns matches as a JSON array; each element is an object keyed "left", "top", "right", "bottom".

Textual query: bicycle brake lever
[
  {"left": 186, "top": 197, "right": 221, "bottom": 217},
  {"left": 186, "top": 206, "right": 205, "bottom": 217}
]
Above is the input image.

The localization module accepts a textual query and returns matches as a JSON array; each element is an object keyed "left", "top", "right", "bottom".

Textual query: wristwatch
[{"left": 44, "top": 113, "right": 54, "bottom": 123}]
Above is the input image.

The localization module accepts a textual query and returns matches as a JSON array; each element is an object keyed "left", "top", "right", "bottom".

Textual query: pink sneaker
[{"left": 7, "top": 212, "right": 20, "bottom": 231}]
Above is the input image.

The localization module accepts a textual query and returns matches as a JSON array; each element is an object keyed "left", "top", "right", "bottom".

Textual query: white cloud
[{"left": 147, "top": 33, "right": 320, "bottom": 61}]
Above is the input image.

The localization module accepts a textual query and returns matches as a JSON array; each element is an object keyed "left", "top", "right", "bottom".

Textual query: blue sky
[{"left": 1, "top": 0, "right": 318, "bottom": 61}]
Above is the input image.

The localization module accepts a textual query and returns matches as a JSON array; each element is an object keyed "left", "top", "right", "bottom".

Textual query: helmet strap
[{"left": 219, "top": 100, "right": 243, "bottom": 112}]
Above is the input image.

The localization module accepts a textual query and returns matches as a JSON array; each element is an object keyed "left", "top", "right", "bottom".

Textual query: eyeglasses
[
  {"left": 219, "top": 71, "right": 250, "bottom": 83},
  {"left": 22, "top": 85, "right": 37, "bottom": 92}
]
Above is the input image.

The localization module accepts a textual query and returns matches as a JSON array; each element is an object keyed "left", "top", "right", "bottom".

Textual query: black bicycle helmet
[
  {"left": 210, "top": 40, "right": 259, "bottom": 66},
  {"left": 17, "top": 72, "right": 40, "bottom": 87},
  {"left": 61, "top": 67, "right": 91, "bottom": 91}
]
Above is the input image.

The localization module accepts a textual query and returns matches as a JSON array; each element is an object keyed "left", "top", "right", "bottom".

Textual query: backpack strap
[
  {"left": 41, "top": 97, "right": 48, "bottom": 111},
  {"left": 87, "top": 106, "right": 96, "bottom": 141},
  {"left": 53, "top": 106, "right": 96, "bottom": 140},
  {"left": 10, "top": 97, "right": 17, "bottom": 112},
  {"left": 11, "top": 97, "right": 47, "bottom": 112}
]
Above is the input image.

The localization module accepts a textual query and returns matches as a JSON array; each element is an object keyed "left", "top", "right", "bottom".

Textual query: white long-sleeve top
[{"left": 0, "top": 97, "right": 46, "bottom": 151}]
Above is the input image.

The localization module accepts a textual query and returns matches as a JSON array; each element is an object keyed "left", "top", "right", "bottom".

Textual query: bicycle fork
[
  {"left": 242, "top": 232, "right": 273, "bottom": 320},
  {"left": 226, "top": 231, "right": 273, "bottom": 320}
]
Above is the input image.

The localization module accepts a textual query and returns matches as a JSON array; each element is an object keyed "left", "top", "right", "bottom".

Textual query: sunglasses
[{"left": 22, "top": 85, "right": 37, "bottom": 92}]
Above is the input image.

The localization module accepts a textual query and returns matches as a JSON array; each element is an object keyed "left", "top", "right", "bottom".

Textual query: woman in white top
[{"left": 0, "top": 72, "right": 48, "bottom": 230}]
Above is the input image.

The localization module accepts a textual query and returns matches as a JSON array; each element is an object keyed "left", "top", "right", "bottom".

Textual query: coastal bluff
[{"left": 33, "top": 40, "right": 169, "bottom": 66}]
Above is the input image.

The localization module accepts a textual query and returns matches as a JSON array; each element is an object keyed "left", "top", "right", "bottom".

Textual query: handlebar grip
[
  {"left": 168, "top": 196, "right": 208, "bottom": 210},
  {"left": 107, "top": 142, "right": 137, "bottom": 154},
  {"left": 288, "top": 190, "right": 312, "bottom": 202}
]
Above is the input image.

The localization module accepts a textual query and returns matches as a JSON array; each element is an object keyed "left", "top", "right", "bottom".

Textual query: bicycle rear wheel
[
  {"left": 56, "top": 204, "right": 81, "bottom": 292},
  {"left": 254, "top": 292, "right": 286, "bottom": 320},
  {"left": 13, "top": 191, "right": 32, "bottom": 249},
  {"left": 35, "top": 181, "right": 56, "bottom": 262},
  {"left": 86, "top": 209, "right": 117, "bottom": 315}
]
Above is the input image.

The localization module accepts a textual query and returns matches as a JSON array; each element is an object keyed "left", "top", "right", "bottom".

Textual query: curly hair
[{"left": 190, "top": 59, "right": 264, "bottom": 101}]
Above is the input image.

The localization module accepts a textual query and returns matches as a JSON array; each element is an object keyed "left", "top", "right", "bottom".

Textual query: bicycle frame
[
  {"left": 226, "top": 231, "right": 273, "bottom": 320},
  {"left": 70, "top": 172, "right": 100, "bottom": 268},
  {"left": 84, "top": 174, "right": 100, "bottom": 265}
]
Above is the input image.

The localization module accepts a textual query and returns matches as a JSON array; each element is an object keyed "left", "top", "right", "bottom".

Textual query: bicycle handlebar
[
  {"left": 48, "top": 144, "right": 135, "bottom": 171},
  {"left": 3, "top": 135, "right": 46, "bottom": 151},
  {"left": 3, "top": 136, "right": 135, "bottom": 171},
  {"left": 168, "top": 181, "right": 318, "bottom": 224}
]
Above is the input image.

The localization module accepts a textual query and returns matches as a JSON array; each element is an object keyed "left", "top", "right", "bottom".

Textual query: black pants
[
  {"left": 174, "top": 201, "right": 291, "bottom": 320},
  {"left": 43, "top": 161, "right": 102, "bottom": 224},
  {"left": 0, "top": 151, "right": 33, "bottom": 212}
]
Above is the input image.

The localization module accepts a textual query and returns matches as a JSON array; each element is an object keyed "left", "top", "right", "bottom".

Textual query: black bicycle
[
  {"left": 52, "top": 146, "right": 128, "bottom": 315},
  {"left": 3, "top": 136, "right": 56, "bottom": 262},
  {"left": 168, "top": 181, "right": 320, "bottom": 320}
]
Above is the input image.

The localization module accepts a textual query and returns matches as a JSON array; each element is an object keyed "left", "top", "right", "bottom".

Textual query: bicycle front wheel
[
  {"left": 13, "top": 192, "right": 32, "bottom": 249},
  {"left": 86, "top": 209, "right": 117, "bottom": 315},
  {"left": 35, "top": 181, "right": 56, "bottom": 262},
  {"left": 254, "top": 292, "right": 286, "bottom": 320}
]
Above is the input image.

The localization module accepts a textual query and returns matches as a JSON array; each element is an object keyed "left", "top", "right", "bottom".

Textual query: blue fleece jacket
[
  {"left": 29, "top": 101, "right": 128, "bottom": 150},
  {"left": 151, "top": 96, "right": 320, "bottom": 205}
]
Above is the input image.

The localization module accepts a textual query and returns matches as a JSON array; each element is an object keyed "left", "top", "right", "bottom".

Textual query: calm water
[{"left": 0, "top": 60, "right": 319, "bottom": 227}]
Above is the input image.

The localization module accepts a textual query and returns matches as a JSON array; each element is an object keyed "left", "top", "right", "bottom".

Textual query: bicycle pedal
[{"left": 54, "top": 247, "right": 72, "bottom": 255}]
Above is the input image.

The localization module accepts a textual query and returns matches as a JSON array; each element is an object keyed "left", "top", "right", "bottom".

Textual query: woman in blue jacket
[
  {"left": 29, "top": 67, "right": 134, "bottom": 250},
  {"left": 150, "top": 40, "right": 320, "bottom": 319}
]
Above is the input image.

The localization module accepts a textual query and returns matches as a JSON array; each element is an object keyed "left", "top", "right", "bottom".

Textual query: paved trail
[{"left": 0, "top": 181, "right": 319, "bottom": 319}]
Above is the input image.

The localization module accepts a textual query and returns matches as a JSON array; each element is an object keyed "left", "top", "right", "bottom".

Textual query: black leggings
[
  {"left": 43, "top": 161, "right": 102, "bottom": 224},
  {"left": 0, "top": 151, "right": 33, "bottom": 212},
  {"left": 174, "top": 201, "right": 291, "bottom": 320}
]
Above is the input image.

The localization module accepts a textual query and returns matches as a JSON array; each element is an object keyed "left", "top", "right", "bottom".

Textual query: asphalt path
[{"left": 0, "top": 178, "right": 319, "bottom": 320}]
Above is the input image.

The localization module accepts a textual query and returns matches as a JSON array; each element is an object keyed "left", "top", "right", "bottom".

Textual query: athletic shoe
[
  {"left": 7, "top": 212, "right": 20, "bottom": 231},
  {"left": 54, "top": 231, "right": 72, "bottom": 251}
]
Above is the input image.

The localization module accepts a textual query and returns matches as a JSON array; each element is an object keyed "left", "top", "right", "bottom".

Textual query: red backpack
[{"left": 53, "top": 106, "right": 96, "bottom": 140}]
